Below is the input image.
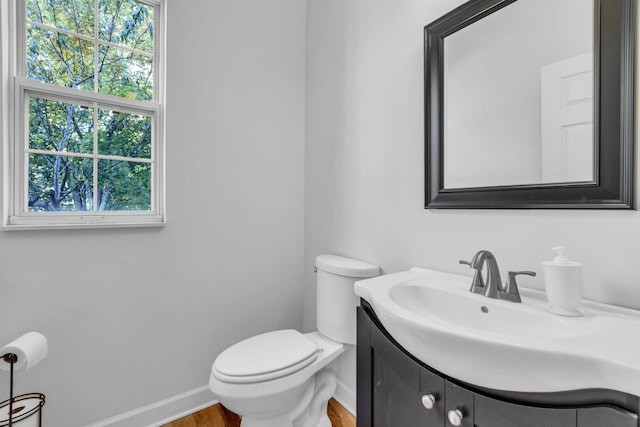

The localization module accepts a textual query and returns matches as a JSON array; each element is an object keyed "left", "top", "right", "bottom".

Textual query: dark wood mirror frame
[{"left": 425, "top": 0, "right": 636, "bottom": 209}]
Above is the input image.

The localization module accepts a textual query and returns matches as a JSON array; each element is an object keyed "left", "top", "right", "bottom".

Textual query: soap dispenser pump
[{"left": 542, "top": 246, "right": 583, "bottom": 316}]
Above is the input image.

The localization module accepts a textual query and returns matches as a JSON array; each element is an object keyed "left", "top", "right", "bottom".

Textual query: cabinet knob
[
  {"left": 447, "top": 409, "right": 464, "bottom": 426},
  {"left": 421, "top": 394, "right": 437, "bottom": 409}
]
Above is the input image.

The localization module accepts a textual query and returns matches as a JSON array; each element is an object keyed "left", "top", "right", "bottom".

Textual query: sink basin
[
  {"left": 355, "top": 268, "right": 640, "bottom": 396},
  {"left": 389, "top": 278, "right": 595, "bottom": 339}
]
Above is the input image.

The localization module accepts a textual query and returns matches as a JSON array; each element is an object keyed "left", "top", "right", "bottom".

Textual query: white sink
[
  {"left": 355, "top": 268, "right": 640, "bottom": 396},
  {"left": 389, "top": 278, "right": 595, "bottom": 339}
]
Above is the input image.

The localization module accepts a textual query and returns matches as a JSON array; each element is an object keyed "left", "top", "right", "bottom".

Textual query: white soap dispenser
[{"left": 542, "top": 246, "right": 583, "bottom": 316}]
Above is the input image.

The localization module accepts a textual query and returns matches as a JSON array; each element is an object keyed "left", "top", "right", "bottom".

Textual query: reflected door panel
[{"left": 541, "top": 53, "right": 594, "bottom": 184}]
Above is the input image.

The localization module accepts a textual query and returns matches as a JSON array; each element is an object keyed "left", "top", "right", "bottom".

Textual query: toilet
[{"left": 209, "top": 254, "right": 379, "bottom": 427}]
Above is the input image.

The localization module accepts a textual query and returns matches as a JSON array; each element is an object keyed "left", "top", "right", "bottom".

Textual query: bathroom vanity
[{"left": 357, "top": 301, "right": 640, "bottom": 427}]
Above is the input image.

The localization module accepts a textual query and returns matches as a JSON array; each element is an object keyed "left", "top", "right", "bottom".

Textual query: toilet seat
[{"left": 212, "top": 329, "right": 319, "bottom": 384}]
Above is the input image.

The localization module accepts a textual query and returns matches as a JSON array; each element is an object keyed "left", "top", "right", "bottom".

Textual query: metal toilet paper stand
[{"left": 0, "top": 353, "right": 45, "bottom": 427}]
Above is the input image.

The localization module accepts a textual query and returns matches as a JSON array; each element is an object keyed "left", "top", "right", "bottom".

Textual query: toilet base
[{"left": 240, "top": 369, "right": 336, "bottom": 427}]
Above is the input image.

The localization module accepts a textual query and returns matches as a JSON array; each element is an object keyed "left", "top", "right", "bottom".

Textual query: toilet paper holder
[
  {"left": 1, "top": 355, "right": 15, "bottom": 365},
  {"left": 0, "top": 353, "right": 44, "bottom": 427}
]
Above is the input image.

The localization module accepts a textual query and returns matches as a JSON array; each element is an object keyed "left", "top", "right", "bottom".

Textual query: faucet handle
[
  {"left": 502, "top": 271, "right": 536, "bottom": 303},
  {"left": 460, "top": 259, "right": 485, "bottom": 294},
  {"left": 509, "top": 270, "right": 537, "bottom": 280}
]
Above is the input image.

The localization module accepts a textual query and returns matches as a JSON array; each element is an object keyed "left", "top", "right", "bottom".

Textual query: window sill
[{"left": 4, "top": 215, "right": 166, "bottom": 231}]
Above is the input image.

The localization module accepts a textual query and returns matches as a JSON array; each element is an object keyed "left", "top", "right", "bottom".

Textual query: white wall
[
  {"left": 305, "top": 0, "right": 640, "bottom": 411},
  {"left": 0, "top": 0, "right": 306, "bottom": 425}
]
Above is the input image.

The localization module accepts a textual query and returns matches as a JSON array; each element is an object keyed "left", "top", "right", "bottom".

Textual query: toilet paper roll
[{"left": 0, "top": 332, "right": 48, "bottom": 371}]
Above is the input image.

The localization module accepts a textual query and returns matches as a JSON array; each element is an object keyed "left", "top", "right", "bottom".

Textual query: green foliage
[
  {"left": 99, "top": 0, "right": 153, "bottom": 53},
  {"left": 26, "top": 0, "right": 154, "bottom": 212}
]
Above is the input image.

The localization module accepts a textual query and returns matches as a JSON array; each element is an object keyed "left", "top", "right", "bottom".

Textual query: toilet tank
[{"left": 315, "top": 254, "right": 379, "bottom": 345}]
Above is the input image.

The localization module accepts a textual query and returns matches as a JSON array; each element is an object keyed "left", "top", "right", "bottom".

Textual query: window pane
[
  {"left": 98, "top": 44, "right": 152, "bottom": 101},
  {"left": 18, "top": 0, "right": 163, "bottom": 223},
  {"left": 98, "top": 160, "right": 151, "bottom": 211},
  {"left": 98, "top": 109, "right": 151, "bottom": 158},
  {"left": 27, "top": 25, "right": 94, "bottom": 90},
  {"left": 29, "top": 97, "right": 94, "bottom": 154},
  {"left": 28, "top": 154, "right": 94, "bottom": 211},
  {"left": 27, "top": 0, "right": 94, "bottom": 37},
  {"left": 98, "top": 0, "right": 153, "bottom": 53}
]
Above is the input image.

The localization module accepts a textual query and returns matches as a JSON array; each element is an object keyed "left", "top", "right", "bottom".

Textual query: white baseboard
[
  {"left": 333, "top": 378, "right": 356, "bottom": 416},
  {"left": 85, "top": 379, "right": 353, "bottom": 427},
  {"left": 84, "top": 385, "right": 216, "bottom": 427}
]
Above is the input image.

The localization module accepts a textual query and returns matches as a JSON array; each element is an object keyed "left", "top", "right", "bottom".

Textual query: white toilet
[{"left": 209, "top": 254, "right": 379, "bottom": 427}]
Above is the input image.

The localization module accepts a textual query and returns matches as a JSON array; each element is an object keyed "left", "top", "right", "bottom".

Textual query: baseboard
[
  {"left": 333, "top": 378, "right": 356, "bottom": 416},
  {"left": 85, "top": 379, "right": 354, "bottom": 427},
  {"left": 85, "top": 385, "right": 216, "bottom": 427}
]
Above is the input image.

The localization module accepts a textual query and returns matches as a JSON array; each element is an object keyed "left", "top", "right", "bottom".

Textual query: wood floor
[
  {"left": 326, "top": 398, "right": 356, "bottom": 427},
  {"left": 161, "top": 398, "right": 355, "bottom": 427}
]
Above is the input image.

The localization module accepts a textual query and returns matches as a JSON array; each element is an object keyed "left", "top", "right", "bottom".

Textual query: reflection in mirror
[{"left": 444, "top": 0, "right": 594, "bottom": 189}]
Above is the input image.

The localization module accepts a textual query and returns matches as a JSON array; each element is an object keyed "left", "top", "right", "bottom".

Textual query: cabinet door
[
  {"left": 577, "top": 407, "right": 638, "bottom": 427},
  {"left": 373, "top": 353, "right": 424, "bottom": 426},
  {"left": 357, "top": 307, "right": 373, "bottom": 427},
  {"left": 371, "top": 324, "right": 424, "bottom": 427},
  {"left": 445, "top": 381, "right": 474, "bottom": 427},
  {"left": 474, "top": 394, "right": 576, "bottom": 427}
]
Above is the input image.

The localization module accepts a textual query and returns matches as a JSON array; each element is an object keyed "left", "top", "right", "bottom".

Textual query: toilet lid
[{"left": 213, "top": 329, "right": 318, "bottom": 383}]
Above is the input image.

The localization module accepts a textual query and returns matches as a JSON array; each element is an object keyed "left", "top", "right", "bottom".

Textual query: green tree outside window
[{"left": 25, "top": 0, "right": 155, "bottom": 212}]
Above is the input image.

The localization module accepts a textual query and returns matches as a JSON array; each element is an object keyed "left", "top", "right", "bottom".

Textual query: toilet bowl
[
  {"left": 209, "top": 254, "right": 379, "bottom": 427},
  {"left": 210, "top": 331, "right": 343, "bottom": 426}
]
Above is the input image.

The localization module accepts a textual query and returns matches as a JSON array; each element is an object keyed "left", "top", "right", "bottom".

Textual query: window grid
[
  {"left": 7, "top": 0, "right": 165, "bottom": 228},
  {"left": 21, "top": 86, "right": 155, "bottom": 213},
  {"left": 22, "top": 102, "right": 155, "bottom": 214},
  {"left": 25, "top": 0, "right": 154, "bottom": 100}
]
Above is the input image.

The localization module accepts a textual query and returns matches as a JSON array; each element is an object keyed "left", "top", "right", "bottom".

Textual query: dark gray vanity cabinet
[
  {"left": 368, "top": 310, "right": 446, "bottom": 426},
  {"left": 473, "top": 393, "right": 575, "bottom": 427},
  {"left": 357, "top": 303, "right": 639, "bottom": 427}
]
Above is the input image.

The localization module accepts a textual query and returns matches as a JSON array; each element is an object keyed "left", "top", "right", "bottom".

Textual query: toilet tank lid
[{"left": 315, "top": 254, "right": 379, "bottom": 278}]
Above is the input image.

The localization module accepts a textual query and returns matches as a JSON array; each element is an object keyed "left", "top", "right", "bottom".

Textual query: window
[{"left": 2, "top": 0, "right": 165, "bottom": 228}]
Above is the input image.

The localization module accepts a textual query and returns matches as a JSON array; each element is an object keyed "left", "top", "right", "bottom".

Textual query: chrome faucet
[
  {"left": 461, "top": 250, "right": 502, "bottom": 299},
  {"left": 460, "top": 250, "right": 536, "bottom": 303}
]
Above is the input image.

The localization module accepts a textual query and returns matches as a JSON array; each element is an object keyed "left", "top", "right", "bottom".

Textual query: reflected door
[{"left": 541, "top": 53, "right": 594, "bottom": 184}]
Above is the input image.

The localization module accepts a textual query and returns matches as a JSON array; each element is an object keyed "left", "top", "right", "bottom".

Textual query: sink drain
[{"left": 481, "top": 306, "right": 489, "bottom": 313}]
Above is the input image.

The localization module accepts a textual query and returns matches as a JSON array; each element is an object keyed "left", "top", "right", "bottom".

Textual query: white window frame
[{"left": 1, "top": 0, "right": 166, "bottom": 230}]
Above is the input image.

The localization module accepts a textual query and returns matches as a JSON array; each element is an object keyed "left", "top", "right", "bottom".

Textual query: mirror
[
  {"left": 445, "top": 0, "right": 593, "bottom": 189},
  {"left": 425, "top": 0, "right": 636, "bottom": 209}
]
